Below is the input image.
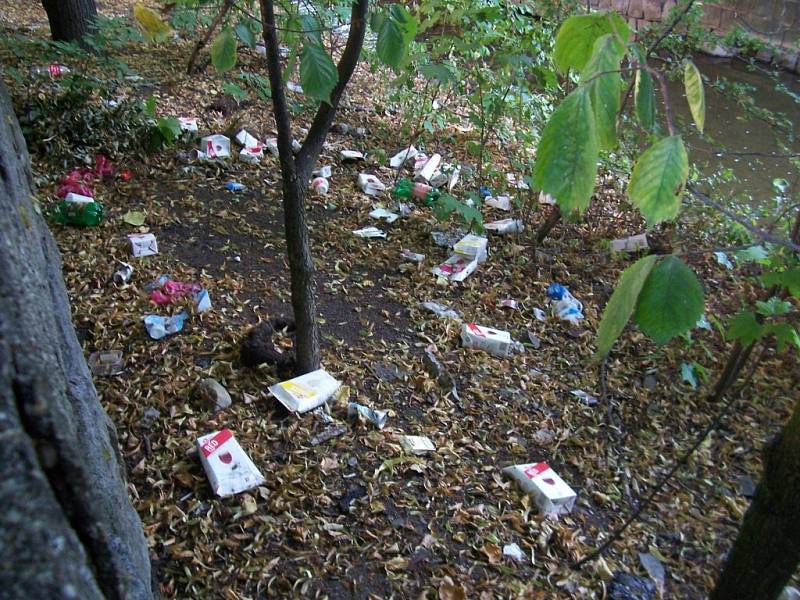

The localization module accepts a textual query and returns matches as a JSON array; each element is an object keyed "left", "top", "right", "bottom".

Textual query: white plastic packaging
[
  {"left": 503, "top": 461, "right": 576, "bottom": 517},
  {"left": 399, "top": 435, "right": 436, "bottom": 454},
  {"left": 417, "top": 153, "right": 442, "bottom": 182},
  {"left": 65, "top": 192, "right": 93, "bottom": 204},
  {"left": 485, "top": 195, "right": 511, "bottom": 211},
  {"left": 268, "top": 369, "right": 341, "bottom": 413},
  {"left": 461, "top": 323, "right": 513, "bottom": 357},
  {"left": 128, "top": 233, "right": 158, "bottom": 257},
  {"left": 353, "top": 227, "right": 387, "bottom": 238},
  {"left": 358, "top": 173, "right": 386, "bottom": 196},
  {"left": 341, "top": 150, "right": 365, "bottom": 162},
  {"left": 235, "top": 129, "right": 260, "bottom": 148},
  {"left": 239, "top": 146, "right": 263, "bottom": 164},
  {"left": 389, "top": 145, "right": 418, "bottom": 168},
  {"left": 485, "top": 218, "right": 524, "bottom": 234},
  {"left": 369, "top": 207, "right": 398, "bottom": 223},
  {"left": 311, "top": 177, "right": 329, "bottom": 195},
  {"left": 197, "top": 429, "right": 266, "bottom": 497}
]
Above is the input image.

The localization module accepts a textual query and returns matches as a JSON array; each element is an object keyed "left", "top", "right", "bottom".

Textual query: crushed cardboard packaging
[
  {"left": 268, "top": 368, "right": 341, "bottom": 413},
  {"left": 197, "top": 429, "right": 266, "bottom": 497},
  {"left": 503, "top": 461, "right": 577, "bottom": 517}
]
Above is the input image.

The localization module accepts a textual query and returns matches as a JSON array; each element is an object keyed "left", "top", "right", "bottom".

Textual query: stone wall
[{"left": 588, "top": 0, "right": 800, "bottom": 72}]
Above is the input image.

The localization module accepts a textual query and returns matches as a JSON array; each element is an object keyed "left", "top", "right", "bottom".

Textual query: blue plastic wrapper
[
  {"left": 547, "top": 283, "right": 584, "bottom": 324},
  {"left": 547, "top": 282, "right": 567, "bottom": 300},
  {"left": 225, "top": 181, "right": 246, "bottom": 192},
  {"left": 479, "top": 185, "right": 492, "bottom": 198},
  {"left": 194, "top": 289, "right": 212, "bottom": 313},
  {"left": 144, "top": 311, "right": 188, "bottom": 340}
]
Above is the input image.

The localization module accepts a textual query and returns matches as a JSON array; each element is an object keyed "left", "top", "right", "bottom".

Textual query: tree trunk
[
  {"left": 0, "top": 79, "right": 153, "bottom": 598},
  {"left": 259, "top": 0, "right": 368, "bottom": 374},
  {"left": 41, "top": 0, "right": 98, "bottom": 42},
  {"left": 711, "top": 399, "right": 800, "bottom": 600}
]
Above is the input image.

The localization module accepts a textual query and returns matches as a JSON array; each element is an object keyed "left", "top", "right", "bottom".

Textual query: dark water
[{"left": 666, "top": 54, "right": 800, "bottom": 205}]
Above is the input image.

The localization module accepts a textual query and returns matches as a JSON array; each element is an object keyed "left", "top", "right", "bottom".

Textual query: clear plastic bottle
[{"left": 31, "top": 64, "right": 70, "bottom": 78}]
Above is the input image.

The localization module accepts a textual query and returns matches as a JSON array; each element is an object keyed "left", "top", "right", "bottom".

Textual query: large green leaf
[
  {"left": 763, "top": 323, "right": 800, "bottom": 351},
  {"left": 727, "top": 310, "right": 763, "bottom": 346},
  {"left": 376, "top": 5, "right": 415, "bottom": 70},
  {"left": 628, "top": 135, "right": 688, "bottom": 226},
  {"left": 211, "top": 27, "right": 237, "bottom": 73},
  {"left": 634, "top": 256, "right": 705, "bottom": 345},
  {"left": 554, "top": 12, "right": 630, "bottom": 74},
  {"left": 299, "top": 42, "right": 338, "bottom": 104},
  {"left": 532, "top": 86, "right": 599, "bottom": 213},
  {"left": 762, "top": 268, "right": 800, "bottom": 296},
  {"left": 235, "top": 22, "right": 256, "bottom": 49},
  {"left": 631, "top": 45, "right": 656, "bottom": 132},
  {"left": 684, "top": 61, "right": 705, "bottom": 133},
  {"left": 594, "top": 255, "right": 658, "bottom": 360},
  {"left": 580, "top": 34, "right": 624, "bottom": 150}
]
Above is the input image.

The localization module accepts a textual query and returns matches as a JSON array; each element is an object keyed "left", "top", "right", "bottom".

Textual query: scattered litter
[
  {"left": 416, "top": 153, "right": 442, "bottom": 182},
  {"left": 313, "top": 165, "right": 333, "bottom": 178},
  {"left": 309, "top": 424, "right": 348, "bottom": 446},
  {"left": 780, "top": 587, "right": 800, "bottom": 600},
  {"left": 395, "top": 178, "right": 439, "bottom": 205},
  {"left": 422, "top": 350, "right": 454, "bottom": 389},
  {"left": 311, "top": 177, "right": 329, "bottom": 195},
  {"left": 129, "top": 233, "right": 158, "bottom": 257},
  {"left": 547, "top": 283, "right": 584, "bottom": 324},
  {"left": 286, "top": 81, "right": 303, "bottom": 93},
  {"left": 527, "top": 332, "right": 541, "bottom": 349},
  {"left": 194, "top": 289, "right": 212, "bottom": 312},
  {"left": 447, "top": 166, "right": 461, "bottom": 192},
  {"left": 264, "top": 138, "right": 279, "bottom": 156},
  {"left": 389, "top": 145, "right": 418, "bottom": 168},
  {"left": 87, "top": 350, "right": 124, "bottom": 377},
  {"left": 479, "top": 186, "right": 492, "bottom": 198},
  {"left": 353, "top": 227, "right": 386, "bottom": 238},
  {"left": 225, "top": 181, "right": 246, "bottom": 192},
  {"left": 31, "top": 63, "right": 70, "bottom": 77},
  {"left": 340, "top": 150, "right": 364, "bottom": 162},
  {"left": 715, "top": 251, "right": 734, "bottom": 269},
  {"left": 239, "top": 146, "right": 264, "bottom": 163},
  {"left": 461, "top": 323, "right": 514, "bottom": 357},
  {"left": 485, "top": 218, "right": 524, "bottom": 234},
  {"left": 178, "top": 117, "right": 198, "bottom": 132},
  {"left": 143, "top": 311, "right": 188, "bottom": 340},
  {"left": 113, "top": 262, "right": 134, "bottom": 284},
  {"left": 348, "top": 402, "right": 388, "bottom": 429},
  {"left": 369, "top": 207, "right": 399, "bottom": 223},
  {"left": 268, "top": 368, "right": 341, "bottom": 414},
  {"left": 532, "top": 428, "right": 555, "bottom": 445},
  {"left": 608, "top": 572, "right": 656, "bottom": 600},
  {"left": 611, "top": 233, "right": 649, "bottom": 253},
  {"left": 65, "top": 192, "right": 93, "bottom": 204},
  {"left": 502, "top": 543, "right": 524, "bottom": 562},
  {"left": 500, "top": 299, "right": 518, "bottom": 310},
  {"left": 399, "top": 435, "right": 436, "bottom": 454},
  {"left": 503, "top": 461, "right": 577, "bottom": 517},
  {"left": 358, "top": 173, "right": 386, "bottom": 196},
  {"left": 235, "top": 129, "right": 260, "bottom": 148},
  {"left": 538, "top": 191, "right": 556, "bottom": 205},
  {"left": 533, "top": 307, "right": 547, "bottom": 321},
  {"left": 122, "top": 210, "right": 145, "bottom": 226},
  {"left": 149, "top": 278, "right": 202, "bottom": 306},
  {"left": 291, "top": 139, "right": 302, "bottom": 153},
  {"left": 506, "top": 172, "right": 530, "bottom": 190},
  {"left": 401, "top": 249, "right": 425, "bottom": 262},
  {"left": 194, "top": 378, "right": 232, "bottom": 412},
  {"left": 453, "top": 234, "right": 488, "bottom": 263},
  {"left": 638, "top": 552, "right": 665, "bottom": 593},
  {"left": 485, "top": 195, "right": 511, "bottom": 211},
  {"left": 422, "top": 301, "right": 461, "bottom": 320},
  {"left": 431, "top": 231, "right": 463, "bottom": 248},
  {"left": 200, "top": 134, "right": 231, "bottom": 159},
  {"left": 50, "top": 199, "right": 104, "bottom": 227},
  {"left": 197, "top": 429, "right": 265, "bottom": 497},
  {"left": 372, "top": 362, "right": 406, "bottom": 381},
  {"left": 571, "top": 389, "right": 598, "bottom": 406},
  {"left": 431, "top": 254, "right": 478, "bottom": 282}
]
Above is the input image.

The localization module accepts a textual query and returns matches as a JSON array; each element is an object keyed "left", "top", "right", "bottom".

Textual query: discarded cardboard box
[
  {"left": 200, "top": 134, "right": 231, "bottom": 159},
  {"left": 399, "top": 435, "right": 436, "bottom": 454},
  {"left": 358, "top": 173, "right": 386, "bottom": 196},
  {"left": 453, "top": 234, "right": 488, "bottom": 263},
  {"left": 461, "top": 323, "right": 513, "bottom": 357},
  {"left": 128, "top": 233, "right": 158, "bottom": 257},
  {"left": 431, "top": 254, "right": 478, "bottom": 282},
  {"left": 389, "top": 145, "right": 418, "bottom": 168},
  {"left": 197, "top": 429, "right": 266, "bottom": 497},
  {"left": 503, "top": 461, "right": 576, "bottom": 517},
  {"left": 268, "top": 368, "right": 341, "bottom": 413}
]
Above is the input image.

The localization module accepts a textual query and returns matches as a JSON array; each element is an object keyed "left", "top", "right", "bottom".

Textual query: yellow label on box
[{"left": 280, "top": 381, "right": 317, "bottom": 400}]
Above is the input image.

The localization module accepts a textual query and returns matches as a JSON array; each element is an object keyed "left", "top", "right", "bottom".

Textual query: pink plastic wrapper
[
  {"left": 150, "top": 280, "right": 202, "bottom": 305},
  {"left": 57, "top": 170, "right": 94, "bottom": 198},
  {"left": 94, "top": 154, "right": 113, "bottom": 178}
]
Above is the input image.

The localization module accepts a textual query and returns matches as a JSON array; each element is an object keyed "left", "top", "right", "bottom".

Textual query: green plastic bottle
[
  {"left": 50, "top": 200, "right": 104, "bottom": 226},
  {"left": 394, "top": 177, "right": 440, "bottom": 206}
]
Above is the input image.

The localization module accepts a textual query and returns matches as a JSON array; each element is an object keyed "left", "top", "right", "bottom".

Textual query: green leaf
[
  {"left": 580, "top": 34, "right": 624, "bottom": 150},
  {"left": 762, "top": 268, "right": 800, "bottom": 296},
  {"left": 533, "top": 86, "right": 599, "bottom": 213},
  {"left": 376, "top": 8, "right": 407, "bottom": 70},
  {"left": 628, "top": 135, "right": 688, "bottom": 226},
  {"left": 122, "top": 210, "right": 145, "bottom": 226},
  {"left": 223, "top": 81, "right": 248, "bottom": 101},
  {"left": 211, "top": 27, "right": 237, "bottom": 73},
  {"left": 299, "top": 42, "right": 338, "bottom": 104},
  {"left": 755, "top": 297, "right": 792, "bottom": 317},
  {"left": 684, "top": 60, "right": 705, "bottom": 133},
  {"left": 434, "top": 194, "right": 483, "bottom": 231},
  {"left": 554, "top": 12, "right": 630, "bottom": 74},
  {"left": 235, "top": 22, "right": 256, "bottom": 49},
  {"left": 143, "top": 96, "right": 156, "bottom": 117},
  {"left": 156, "top": 117, "right": 181, "bottom": 143},
  {"left": 420, "top": 62, "right": 456, "bottom": 85},
  {"left": 762, "top": 323, "right": 800, "bottom": 351},
  {"left": 635, "top": 67, "right": 656, "bottom": 132},
  {"left": 634, "top": 256, "right": 704, "bottom": 345},
  {"left": 727, "top": 310, "right": 763, "bottom": 345},
  {"left": 735, "top": 245, "right": 769, "bottom": 263},
  {"left": 594, "top": 255, "right": 658, "bottom": 360}
]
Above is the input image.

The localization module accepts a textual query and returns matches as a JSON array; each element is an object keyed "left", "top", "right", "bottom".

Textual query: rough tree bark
[
  {"left": 710, "top": 399, "right": 800, "bottom": 600},
  {"left": 0, "top": 79, "right": 153, "bottom": 599},
  {"left": 259, "top": 0, "right": 369, "bottom": 374},
  {"left": 41, "top": 0, "right": 98, "bottom": 43}
]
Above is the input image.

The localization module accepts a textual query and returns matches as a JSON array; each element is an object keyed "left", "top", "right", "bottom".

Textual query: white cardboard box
[
  {"left": 268, "top": 368, "right": 341, "bottom": 413},
  {"left": 128, "top": 233, "right": 158, "bottom": 257},
  {"left": 503, "top": 461, "right": 576, "bottom": 517},
  {"left": 431, "top": 254, "right": 478, "bottom": 282},
  {"left": 200, "top": 134, "right": 231, "bottom": 159},
  {"left": 453, "top": 234, "right": 488, "bottom": 263},
  {"left": 461, "top": 323, "right": 512, "bottom": 357},
  {"left": 399, "top": 435, "right": 436, "bottom": 454},
  {"left": 358, "top": 173, "right": 386, "bottom": 196},
  {"left": 197, "top": 429, "right": 265, "bottom": 497}
]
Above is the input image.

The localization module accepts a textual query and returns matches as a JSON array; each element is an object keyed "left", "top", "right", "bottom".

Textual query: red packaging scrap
[{"left": 197, "top": 429, "right": 265, "bottom": 497}]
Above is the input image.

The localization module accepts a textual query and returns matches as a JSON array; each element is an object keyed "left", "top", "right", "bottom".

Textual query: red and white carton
[
  {"left": 235, "top": 129, "right": 260, "bottom": 148},
  {"left": 358, "top": 173, "right": 385, "bottom": 196},
  {"left": 128, "top": 233, "right": 158, "bottom": 257},
  {"left": 268, "top": 368, "right": 341, "bottom": 413},
  {"left": 197, "top": 429, "right": 265, "bottom": 497},
  {"left": 431, "top": 254, "right": 478, "bottom": 282},
  {"left": 461, "top": 323, "right": 512, "bottom": 357},
  {"left": 610, "top": 233, "right": 649, "bottom": 253},
  {"left": 503, "top": 461, "right": 576, "bottom": 517},
  {"left": 239, "top": 145, "right": 264, "bottom": 164},
  {"left": 453, "top": 234, "right": 488, "bottom": 263},
  {"left": 200, "top": 134, "right": 231, "bottom": 159}
]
